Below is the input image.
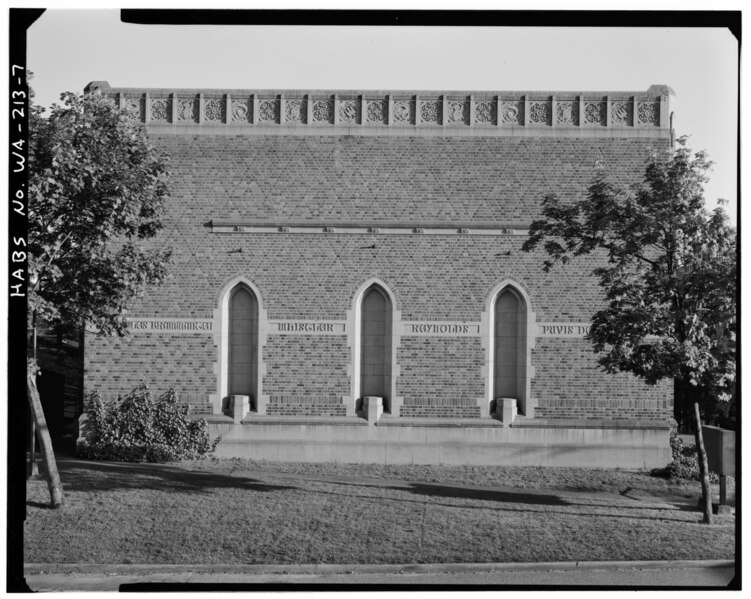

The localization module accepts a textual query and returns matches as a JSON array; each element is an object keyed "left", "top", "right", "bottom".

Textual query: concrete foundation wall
[{"left": 208, "top": 420, "right": 672, "bottom": 469}]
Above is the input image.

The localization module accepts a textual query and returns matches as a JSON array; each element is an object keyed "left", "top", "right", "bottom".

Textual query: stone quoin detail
[{"left": 90, "top": 84, "right": 673, "bottom": 138}]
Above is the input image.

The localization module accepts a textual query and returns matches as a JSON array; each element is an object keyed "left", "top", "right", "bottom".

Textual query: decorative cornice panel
[{"left": 89, "top": 83, "right": 673, "bottom": 138}]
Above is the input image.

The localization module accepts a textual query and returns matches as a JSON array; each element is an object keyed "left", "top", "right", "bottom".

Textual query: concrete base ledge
[
  {"left": 209, "top": 419, "right": 672, "bottom": 467},
  {"left": 244, "top": 415, "right": 368, "bottom": 426},
  {"left": 377, "top": 416, "right": 503, "bottom": 428},
  {"left": 24, "top": 560, "right": 735, "bottom": 576},
  {"left": 202, "top": 415, "right": 234, "bottom": 424},
  {"left": 512, "top": 418, "right": 673, "bottom": 430}
]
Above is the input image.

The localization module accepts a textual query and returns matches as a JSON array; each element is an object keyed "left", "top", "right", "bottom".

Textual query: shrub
[
  {"left": 651, "top": 431, "right": 719, "bottom": 482},
  {"left": 77, "top": 385, "right": 219, "bottom": 462}
]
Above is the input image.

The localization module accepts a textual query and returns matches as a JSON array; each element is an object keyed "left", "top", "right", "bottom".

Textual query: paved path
[{"left": 23, "top": 560, "right": 737, "bottom": 590}]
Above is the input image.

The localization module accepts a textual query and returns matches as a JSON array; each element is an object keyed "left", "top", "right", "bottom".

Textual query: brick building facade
[{"left": 82, "top": 83, "right": 675, "bottom": 466}]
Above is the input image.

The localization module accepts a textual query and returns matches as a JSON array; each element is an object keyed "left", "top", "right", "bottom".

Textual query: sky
[{"left": 26, "top": 10, "right": 739, "bottom": 223}]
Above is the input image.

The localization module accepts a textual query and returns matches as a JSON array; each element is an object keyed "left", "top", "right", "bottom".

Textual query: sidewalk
[{"left": 23, "top": 559, "right": 737, "bottom": 590}]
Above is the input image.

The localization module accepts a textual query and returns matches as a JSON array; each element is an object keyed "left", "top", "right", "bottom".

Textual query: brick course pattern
[
  {"left": 532, "top": 340, "right": 672, "bottom": 419},
  {"left": 83, "top": 125, "right": 674, "bottom": 422}
]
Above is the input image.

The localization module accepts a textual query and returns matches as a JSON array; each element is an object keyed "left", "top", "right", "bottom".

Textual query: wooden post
[{"left": 27, "top": 373, "right": 63, "bottom": 508}]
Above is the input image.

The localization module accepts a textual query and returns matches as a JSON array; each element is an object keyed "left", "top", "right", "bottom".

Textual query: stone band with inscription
[
  {"left": 270, "top": 321, "right": 346, "bottom": 334},
  {"left": 402, "top": 322, "right": 481, "bottom": 336},
  {"left": 536, "top": 323, "right": 591, "bottom": 337},
  {"left": 128, "top": 318, "right": 213, "bottom": 333}
]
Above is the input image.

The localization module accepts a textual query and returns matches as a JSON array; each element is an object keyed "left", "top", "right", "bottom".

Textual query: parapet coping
[{"left": 85, "top": 81, "right": 673, "bottom": 138}]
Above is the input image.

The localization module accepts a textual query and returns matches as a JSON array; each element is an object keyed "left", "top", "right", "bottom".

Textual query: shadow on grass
[
  {"left": 54, "top": 460, "right": 297, "bottom": 495},
  {"left": 301, "top": 480, "right": 698, "bottom": 522},
  {"left": 396, "top": 482, "right": 570, "bottom": 506}
]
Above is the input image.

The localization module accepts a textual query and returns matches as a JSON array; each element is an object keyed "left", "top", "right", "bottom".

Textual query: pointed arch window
[{"left": 358, "top": 284, "right": 393, "bottom": 412}]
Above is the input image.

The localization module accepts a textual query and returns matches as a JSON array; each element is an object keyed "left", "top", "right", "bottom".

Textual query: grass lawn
[{"left": 25, "top": 458, "right": 735, "bottom": 565}]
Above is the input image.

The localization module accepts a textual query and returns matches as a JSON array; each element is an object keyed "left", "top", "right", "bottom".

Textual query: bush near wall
[
  {"left": 651, "top": 431, "right": 719, "bottom": 482},
  {"left": 77, "top": 385, "right": 218, "bottom": 462}
]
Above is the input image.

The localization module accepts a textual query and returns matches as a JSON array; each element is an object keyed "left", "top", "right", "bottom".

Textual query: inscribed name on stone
[
  {"left": 270, "top": 321, "right": 346, "bottom": 334},
  {"left": 536, "top": 323, "right": 591, "bottom": 337},
  {"left": 128, "top": 318, "right": 213, "bottom": 333},
  {"left": 402, "top": 322, "right": 481, "bottom": 336}
]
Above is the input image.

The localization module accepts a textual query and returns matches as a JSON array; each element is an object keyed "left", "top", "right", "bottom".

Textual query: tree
[
  {"left": 29, "top": 91, "right": 172, "bottom": 335},
  {"left": 27, "top": 89, "right": 172, "bottom": 505},
  {"left": 522, "top": 137, "right": 736, "bottom": 524}
]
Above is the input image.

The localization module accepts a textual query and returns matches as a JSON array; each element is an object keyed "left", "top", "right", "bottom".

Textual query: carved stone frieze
[
  {"left": 125, "top": 97, "right": 145, "bottom": 121},
  {"left": 278, "top": 226, "right": 290, "bottom": 233},
  {"left": 448, "top": 101, "right": 469, "bottom": 125},
  {"left": 501, "top": 101, "right": 524, "bottom": 125},
  {"left": 122, "top": 87, "right": 666, "bottom": 134},
  {"left": 366, "top": 100, "right": 387, "bottom": 124},
  {"left": 637, "top": 102, "right": 659, "bottom": 125},
  {"left": 368, "top": 227, "right": 380, "bottom": 234},
  {"left": 231, "top": 99, "right": 252, "bottom": 123},
  {"left": 150, "top": 98, "right": 171, "bottom": 122},
  {"left": 285, "top": 99, "right": 307, "bottom": 123},
  {"left": 313, "top": 100, "right": 334, "bottom": 123},
  {"left": 413, "top": 227, "right": 425, "bottom": 234},
  {"left": 339, "top": 100, "right": 360, "bottom": 124},
  {"left": 258, "top": 100, "right": 280, "bottom": 123},
  {"left": 584, "top": 102, "right": 606, "bottom": 125},
  {"left": 610, "top": 101, "right": 633, "bottom": 126},
  {"left": 474, "top": 101, "right": 496, "bottom": 124},
  {"left": 204, "top": 98, "right": 225, "bottom": 122},
  {"left": 556, "top": 101, "right": 579, "bottom": 125},
  {"left": 529, "top": 101, "right": 551, "bottom": 125},
  {"left": 178, "top": 98, "right": 198, "bottom": 122},
  {"left": 392, "top": 100, "right": 415, "bottom": 125},
  {"left": 420, "top": 100, "right": 442, "bottom": 124}
]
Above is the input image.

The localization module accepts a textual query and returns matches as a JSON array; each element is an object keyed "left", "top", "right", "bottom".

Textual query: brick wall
[
  {"left": 532, "top": 339, "right": 672, "bottom": 419},
  {"left": 83, "top": 132, "right": 673, "bottom": 421}
]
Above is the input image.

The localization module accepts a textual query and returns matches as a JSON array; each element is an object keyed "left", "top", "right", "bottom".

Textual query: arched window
[
  {"left": 487, "top": 284, "right": 532, "bottom": 417},
  {"left": 227, "top": 285, "right": 259, "bottom": 407},
  {"left": 494, "top": 289, "right": 523, "bottom": 400},
  {"left": 359, "top": 285, "right": 393, "bottom": 412}
]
